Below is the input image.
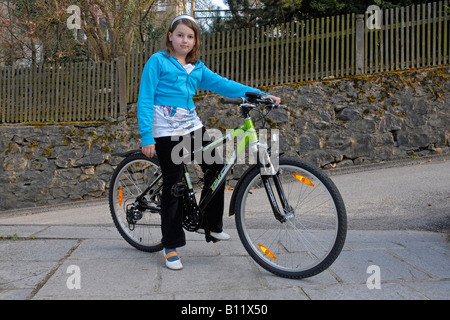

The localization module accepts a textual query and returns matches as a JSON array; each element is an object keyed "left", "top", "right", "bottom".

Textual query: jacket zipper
[
  {"left": 171, "top": 55, "right": 197, "bottom": 109},
  {"left": 186, "top": 73, "right": 190, "bottom": 108}
]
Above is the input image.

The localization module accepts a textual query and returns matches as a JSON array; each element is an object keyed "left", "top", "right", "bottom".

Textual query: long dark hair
[{"left": 165, "top": 18, "right": 201, "bottom": 64}]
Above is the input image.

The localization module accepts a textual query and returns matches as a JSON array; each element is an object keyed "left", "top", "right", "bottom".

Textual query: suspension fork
[
  {"left": 261, "top": 174, "right": 291, "bottom": 223},
  {"left": 273, "top": 173, "right": 294, "bottom": 216},
  {"left": 255, "top": 137, "right": 290, "bottom": 222}
]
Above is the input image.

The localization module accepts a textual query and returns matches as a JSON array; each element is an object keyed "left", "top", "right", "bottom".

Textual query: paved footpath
[{"left": 0, "top": 157, "right": 449, "bottom": 301}]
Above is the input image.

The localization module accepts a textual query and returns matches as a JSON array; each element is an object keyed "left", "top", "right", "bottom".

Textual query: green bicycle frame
[
  {"left": 197, "top": 118, "right": 258, "bottom": 209},
  {"left": 197, "top": 117, "right": 287, "bottom": 222},
  {"left": 137, "top": 116, "right": 287, "bottom": 222}
]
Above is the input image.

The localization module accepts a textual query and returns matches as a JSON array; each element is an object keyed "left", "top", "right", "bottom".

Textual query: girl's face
[{"left": 168, "top": 23, "right": 196, "bottom": 60}]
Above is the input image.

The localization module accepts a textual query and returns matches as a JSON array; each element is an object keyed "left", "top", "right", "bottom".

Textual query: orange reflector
[
  {"left": 118, "top": 187, "right": 123, "bottom": 206},
  {"left": 292, "top": 173, "right": 314, "bottom": 187},
  {"left": 258, "top": 243, "right": 277, "bottom": 260}
]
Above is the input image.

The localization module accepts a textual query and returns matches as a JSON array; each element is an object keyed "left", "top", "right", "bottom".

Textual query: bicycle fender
[
  {"left": 228, "top": 164, "right": 258, "bottom": 216},
  {"left": 112, "top": 149, "right": 142, "bottom": 157},
  {"left": 112, "top": 149, "right": 159, "bottom": 163}
]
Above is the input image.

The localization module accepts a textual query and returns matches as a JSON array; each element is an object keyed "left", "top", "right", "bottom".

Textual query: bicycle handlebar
[
  {"left": 220, "top": 97, "right": 246, "bottom": 105},
  {"left": 220, "top": 93, "right": 287, "bottom": 110}
]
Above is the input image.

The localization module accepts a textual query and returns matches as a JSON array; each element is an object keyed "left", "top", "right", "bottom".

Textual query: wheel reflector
[
  {"left": 258, "top": 243, "right": 277, "bottom": 260},
  {"left": 118, "top": 187, "right": 123, "bottom": 206},
  {"left": 292, "top": 173, "right": 314, "bottom": 187}
]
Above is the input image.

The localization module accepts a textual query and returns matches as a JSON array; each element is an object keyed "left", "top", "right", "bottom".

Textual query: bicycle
[{"left": 109, "top": 92, "right": 347, "bottom": 279}]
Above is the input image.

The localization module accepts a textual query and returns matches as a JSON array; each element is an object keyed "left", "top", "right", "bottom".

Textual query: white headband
[{"left": 170, "top": 15, "right": 197, "bottom": 28}]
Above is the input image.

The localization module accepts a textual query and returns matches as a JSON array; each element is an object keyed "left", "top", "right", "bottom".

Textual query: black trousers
[{"left": 155, "top": 127, "right": 225, "bottom": 249}]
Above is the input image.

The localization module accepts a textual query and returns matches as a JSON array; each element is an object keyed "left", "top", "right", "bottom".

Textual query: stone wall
[
  {"left": 210, "top": 65, "right": 449, "bottom": 169},
  {"left": 0, "top": 117, "right": 141, "bottom": 210},
  {"left": 1, "top": 66, "right": 449, "bottom": 211}
]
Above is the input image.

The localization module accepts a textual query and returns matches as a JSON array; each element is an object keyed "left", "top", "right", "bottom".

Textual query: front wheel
[{"left": 234, "top": 158, "right": 347, "bottom": 279}]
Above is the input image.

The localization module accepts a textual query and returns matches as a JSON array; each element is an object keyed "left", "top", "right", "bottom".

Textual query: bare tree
[
  {"left": 0, "top": 0, "right": 161, "bottom": 64},
  {"left": 77, "top": 0, "right": 160, "bottom": 61}
]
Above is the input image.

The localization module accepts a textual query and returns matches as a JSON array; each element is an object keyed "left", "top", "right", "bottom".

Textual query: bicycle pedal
[{"left": 171, "top": 182, "right": 186, "bottom": 197}]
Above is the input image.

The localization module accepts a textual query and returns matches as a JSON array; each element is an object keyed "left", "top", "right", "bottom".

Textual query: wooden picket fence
[
  {"left": 0, "top": 61, "right": 119, "bottom": 123},
  {"left": 1, "top": 1, "right": 449, "bottom": 123},
  {"left": 199, "top": 14, "right": 357, "bottom": 94},
  {"left": 364, "top": 2, "right": 449, "bottom": 73}
]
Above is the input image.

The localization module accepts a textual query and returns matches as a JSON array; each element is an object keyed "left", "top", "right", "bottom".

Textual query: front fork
[
  {"left": 255, "top": 142, "right": 292, "bottom": 223},
  {"left": 261, "top": 174, "right": 293, "bottom": 223}
]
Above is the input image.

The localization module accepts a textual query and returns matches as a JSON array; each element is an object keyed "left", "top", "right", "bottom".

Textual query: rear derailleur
[{"left": 126, "top": 203, "right": 143, "bottom": 231}]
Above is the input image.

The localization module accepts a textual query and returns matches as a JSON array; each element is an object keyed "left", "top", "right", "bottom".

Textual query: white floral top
[{"left": 152, "top": 105, "right": 203, "bottom": 138}]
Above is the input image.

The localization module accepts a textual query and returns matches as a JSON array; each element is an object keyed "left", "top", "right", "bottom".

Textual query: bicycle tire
[
  {"left": 109, "top": 153, "right": 163, "bottom": 252},
  {"left": 234, "top": 158, "right": 347, "bottom": 279}
]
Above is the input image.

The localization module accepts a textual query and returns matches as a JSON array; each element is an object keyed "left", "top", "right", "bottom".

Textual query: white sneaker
[
  {"left": 163, "top": 248, "right": 183, "bottom": 270},
  {"left": 196, "top": 229, "right": 231, "bottom": 241}
]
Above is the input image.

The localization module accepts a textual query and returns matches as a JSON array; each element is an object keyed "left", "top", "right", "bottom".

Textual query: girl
[{"left": 137, "top": 15, "right": 281, "bottom": 270}]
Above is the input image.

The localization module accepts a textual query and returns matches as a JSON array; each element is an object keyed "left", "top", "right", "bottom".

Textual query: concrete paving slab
[
  {"left": 0, "top": 225, "right": 49, "bottom": 238},
  {"left": 403, "top": 280, "right": 450, "bottom": 300},
  {"left": 159, "top": 256, "right": 266, "bottom": 294},
  {"left": 388, "top": 247, "right": 450, "bottom": 279},
  {"left": 31, "top": 225, "right": 121, "bottom": 239},
  {"left": 261, "top": 269, "right": 340, "bottom": 287},
  {"left": 0, "top": 239, "right": 78, "bottom": 261},
  {"left": 303, "top": 282, "right": 427, "bottom": 300},
  {"left": 329, "top": 249, "right": 431, "bottom": 283},
  {"left": 69, "top": 239, "right": 151, "bottom": 260},
  {"left": 0, "top": 261, "right": 59, "bottom": 300},
  {"left": 0, "top": 239, "right": 79, "bottom": 300},
  {"left": 174, "top": 287, "right": 309, "bottom": 300},
  {"left": 34, "top": 257, "right": 161, "bottom": 299}
]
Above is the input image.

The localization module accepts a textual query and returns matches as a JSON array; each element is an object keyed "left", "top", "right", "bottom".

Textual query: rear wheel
[
  {"left": 234, "top": 158, "right": 347, "bottom": 279},
  {"left": 109, "top": 153, "right": 163, "bottom": 252}
]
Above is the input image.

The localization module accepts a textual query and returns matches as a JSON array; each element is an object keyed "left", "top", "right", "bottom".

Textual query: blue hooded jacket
[{"left": 137, "top": 51, "right": 266, "bottom": 146}]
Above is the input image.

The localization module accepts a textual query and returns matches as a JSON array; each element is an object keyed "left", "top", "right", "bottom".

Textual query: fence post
[
  {"left": 355, "top": 14, "right": 365, "bottom": 74},
  {"left": 118, "top": 54, "right": 127, "bottom": 115}
]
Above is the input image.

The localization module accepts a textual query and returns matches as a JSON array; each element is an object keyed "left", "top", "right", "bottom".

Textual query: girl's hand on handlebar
[
  {"left": 267, "top": 95, "right": 281, "bottom": 105},
  {"left": 142, "top": 144, "right": 155, "bottom": 158}
]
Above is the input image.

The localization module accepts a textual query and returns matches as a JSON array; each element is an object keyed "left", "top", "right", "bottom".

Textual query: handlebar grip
[{"left": 220, "top": 97, "right": 246, "bottom": 105}]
